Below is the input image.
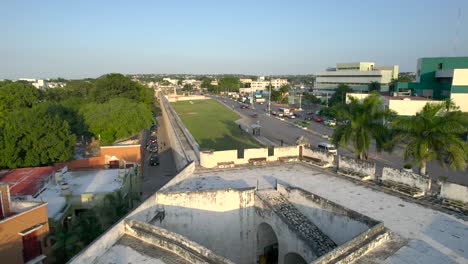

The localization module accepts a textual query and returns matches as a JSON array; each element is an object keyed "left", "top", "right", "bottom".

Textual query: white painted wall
[
  {"left": 154, "top": 189, "right": 256, "bottom": 264},
  {"left": 440, "top": 182, "right": 468, "bottom": 203},
  {"left": 277, "top": 185, "right": 370, "bottom": 245},
  {"left": 382, "top": 167, "right": 429, "bottom": 192}
]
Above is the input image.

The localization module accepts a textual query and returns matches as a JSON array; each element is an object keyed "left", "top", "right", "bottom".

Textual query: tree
[
  {"left": 331, "top": 92, "right": 394, "bottom": 160},
  {"left": 329, "top": 84, "right": 353, "bottom": 106},
  {"left": 0, "top": 107, "right": 76, "bottom": 168},
  {"left": 368, "top": 81, "right": 381, "bottom": 92},
  {"left": 80, "top": 98, "right": 153, "bottom": 145},
  {"left": 0, "top": 82, "right": 41, "bottom": 119},
  {"left": 219, "top": 77, "right": 240, "bottom": 93},
  {"left": 182, "top": 84, "right": 194, "bottom": 91},
  {"left": 391, "top": 102, "right": 468, "bottom": 175},
  {"left": 270, "top": 90, "right": 282, "bottom": 102},
  {"left": 303, "top": 93, "right": 321, "bottom": 104},
  {"left": 93, "top": 73, "right": 150, "bottom": 104}
]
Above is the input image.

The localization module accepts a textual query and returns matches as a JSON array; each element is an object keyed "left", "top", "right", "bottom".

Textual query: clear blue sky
[{"left": 1, "top": 0, "right": 468, "bottom": 79}]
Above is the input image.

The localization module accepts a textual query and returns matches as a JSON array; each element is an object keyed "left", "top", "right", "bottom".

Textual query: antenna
[{"left": 452, "top": 8, "right": 462, "bottom": 56}]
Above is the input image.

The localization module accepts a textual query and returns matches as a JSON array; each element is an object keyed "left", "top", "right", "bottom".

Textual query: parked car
[
  {"left": 149, "top": 136, "right": 157, "bottom": 143},
  {"left": 324, "top": 119, "right": 336, "bottom": 126},
  {"left": 314, "top": 117, "right": 323, "bottom": 123},
  {"left": 317, "top": 142, "right": 337, "bottom": 155},
  {"left": 271, "top": 111, "right": 277, "bottom": 116},
  {"left": 147, "top": 143, "right": 158, "bottom": 153},
  {"left": 288, "top": 114, "right": 296, "bottom": 119},
  {"left": 241, "top": 105, "right": 249, "bottom": 109},
  {"left": 149, "top": 154, "right": 160, "bottom": 166}
]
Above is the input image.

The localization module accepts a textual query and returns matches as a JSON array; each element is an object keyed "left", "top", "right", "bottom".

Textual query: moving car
[
  {"left": 324, "top": 119, "right": 336, "bottom": 126},
  {"left": 317, "top": 142, "right": 337, "bottom": 155},
  {"left": 314, "top": 117, "right": 323, "bottom": 122},
  {"left": 149, "top": 154, "right": 160, "bottom": 166}
]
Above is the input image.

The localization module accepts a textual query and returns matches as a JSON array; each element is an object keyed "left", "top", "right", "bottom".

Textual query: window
[{"left": 437, "top": 63, "right": 443, "bottom": 69}]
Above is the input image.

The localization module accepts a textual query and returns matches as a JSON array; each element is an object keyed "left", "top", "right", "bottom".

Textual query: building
[
  {"left": 17, "top": 79, "right": 48, "bottom": 89},
  {"left": 346, "top": 93, "right": 443, "bottom": 116},
  {"left": 315, "top": 62, "right": 399, "bottom": 92},
  {"left": 251, "top": 78, "right": 288, "bottom": 90},
  {"left": 396, "top": 57, "right": 468, "bottom": 111},
  {"left": 239, "top": 78, "right": 253, "bottom": 83},
  {"left": 0, "top": 183, "right": 50, "bottom": 264}
]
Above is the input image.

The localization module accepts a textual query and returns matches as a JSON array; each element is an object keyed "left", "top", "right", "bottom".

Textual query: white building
[
  {"left": 251, "top": 78, "right": 288, "bottom": 90},
  {"left": 315, "top": 62, "right": 398, "bottom": 92},
  {"left": 18, "top": 78, "right": 48, "bottom": 89}
]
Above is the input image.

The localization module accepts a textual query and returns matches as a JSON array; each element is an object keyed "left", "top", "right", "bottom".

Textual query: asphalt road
[
  {"left": 211, "top": 95, "right": 468, "bottom": 186},
  {"left": 140, "top": 116, "right": 177, "bottom": 200}
]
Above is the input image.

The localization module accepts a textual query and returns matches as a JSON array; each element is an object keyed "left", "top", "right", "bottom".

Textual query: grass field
[{"left": 172, "top": 99, "right": 263, "bottom": 151}]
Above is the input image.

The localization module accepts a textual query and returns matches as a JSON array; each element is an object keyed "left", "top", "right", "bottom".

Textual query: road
[
  {"left": 140, "top": 116, "right": 177, "bottom": 200},
  {"left": 211, "top": 95, "right": 468, "bottom": 186}
]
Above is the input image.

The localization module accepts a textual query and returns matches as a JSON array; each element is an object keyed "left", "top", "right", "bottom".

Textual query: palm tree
[
  {"left": 391, "top": 102, "right": 468, "bottom": 176},
  {"left": 331, "top": 92, "right": 394, "bottom": 160}
]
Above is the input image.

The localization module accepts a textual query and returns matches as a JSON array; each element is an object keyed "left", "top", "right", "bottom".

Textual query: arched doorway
[
  {"left": 284, "top": 252, "right": 307, "bottom": 264},
  {"left": 257, "top": 223, "right": 278, "bottom": 264}
]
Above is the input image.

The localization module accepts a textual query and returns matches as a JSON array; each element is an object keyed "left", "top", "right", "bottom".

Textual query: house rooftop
[{"left": 0, "top": 166, "right": 58, "bottom": 197}]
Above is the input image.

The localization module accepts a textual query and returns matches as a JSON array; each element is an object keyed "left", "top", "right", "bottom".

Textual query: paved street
[
  {"left": 211, "top": 95, "right": 468, "bottom": 186},
  {"left": 140, "top": 116, "right": 177, "bottom": 200}
]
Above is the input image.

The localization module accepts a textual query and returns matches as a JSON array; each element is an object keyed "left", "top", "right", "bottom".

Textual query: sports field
[{"left": 171, "top": 99, "right": 263, "bottom": 151}]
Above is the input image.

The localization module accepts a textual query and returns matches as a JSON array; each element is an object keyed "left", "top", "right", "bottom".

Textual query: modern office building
[
  {"left": 315, "top": 62, "right": 399, "bottom": 92},
  {"left": 396, "top": 57, "right": 468, "bottom": 110}
]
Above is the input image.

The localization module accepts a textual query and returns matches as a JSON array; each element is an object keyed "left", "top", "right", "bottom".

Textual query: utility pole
[
  {"left": 298, "top": 93, "right": 302, "bottom": 110},
  {"left": 325, "top": 92, "right": 329, "bottom": 108},
  {"left": 268, "top": 80, "right": 272, "bottom": 115}
]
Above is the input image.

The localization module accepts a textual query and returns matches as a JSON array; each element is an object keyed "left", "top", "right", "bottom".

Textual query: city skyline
[{"left": 2, "top": 0, "right": 468, "bottom": 79}]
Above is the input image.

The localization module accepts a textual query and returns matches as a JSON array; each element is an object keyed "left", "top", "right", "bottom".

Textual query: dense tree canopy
[
  {"left": 0, "top": 82, "right": 41, "bottom": 120},
  {"left": 0, "top": 107, "right": 76, "bottom": 168},
  {"left": 219, "top": 77, "right": 240, "bottom": 93},
  {"left": 0, "top": 74, "right": 156, "bottom": 168},
  {"left": 80, "top": 98, "right": 153, "bottom": 145}
]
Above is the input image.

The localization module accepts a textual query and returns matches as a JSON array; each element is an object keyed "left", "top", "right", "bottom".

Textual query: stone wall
[
  {"left": 338, "top": 155, "right": 376, "bottom": 180},
  {"left": 167, "top": 95, "right": 208, "bottom": 102},
  {"left": 160, "top": 95, "right": 191, "bottom": 170},
  {"left": 276, "top": 184, "right": 377, "bottom": 245},
  {"left": 301, "top": 147, "right": 335, "bottom": 165},
  {"left": 125, "top": 219, "right": 234, "bottom": 264},
  {"left": 440, "top": 182, "right": 468, "bottom": 203},
  {"left": 382, "top": 167, "right": 429, "bottom": 193},
  {"left": 199, "top": 146, "right": 301, "bottom": 168},
  {"left": 153, "top": 188, "right": 256, "bottom": 264}
]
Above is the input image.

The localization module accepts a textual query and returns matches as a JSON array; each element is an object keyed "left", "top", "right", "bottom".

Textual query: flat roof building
[
  {"left": 316, "top": 62, "right": 399, "bottom": 92},
  {"left": 396, "top": 57, "right": 468, "bottom": 112},
  {"left": 0, "top": 183, "right": 51, "bottom": 264}
]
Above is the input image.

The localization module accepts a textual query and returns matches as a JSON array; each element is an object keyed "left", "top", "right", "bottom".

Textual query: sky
[{"left": 1, "top": 0, "right": 468, "bottom": 79}]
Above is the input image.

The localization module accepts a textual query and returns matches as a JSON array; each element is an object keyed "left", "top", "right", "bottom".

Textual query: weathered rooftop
[{"left": 164, "top": 164, "right": 467, "bottom": 263}]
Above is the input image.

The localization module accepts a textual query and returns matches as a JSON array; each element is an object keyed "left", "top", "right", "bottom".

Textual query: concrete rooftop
[{"left": 165, "top": 164, "right": 468, "bottom": 264}]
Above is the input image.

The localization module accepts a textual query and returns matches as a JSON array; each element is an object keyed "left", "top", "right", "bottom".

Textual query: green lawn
[{"left": 172, "top": 99, "right": 263, "bottom": 151}]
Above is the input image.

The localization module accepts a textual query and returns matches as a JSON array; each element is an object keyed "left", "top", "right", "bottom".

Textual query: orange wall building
[{"left": 0, "top": 183, "right": 50, "bottom": 264}]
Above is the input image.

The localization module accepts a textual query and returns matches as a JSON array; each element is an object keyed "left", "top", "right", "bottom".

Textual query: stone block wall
[
  {"left": 440, "top": 182, "right": 468, "bottom": 203},
  {"left": 382, "top": 167, "right": 429, "bottom": 192},
  {"left": 302, "top": 148, "right": 335, "bottom": 164},
  {"left": 338, "top": 155, "right": 376, "bottom": 179}
]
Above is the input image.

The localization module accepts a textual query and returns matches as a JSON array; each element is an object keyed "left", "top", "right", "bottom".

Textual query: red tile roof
[{"left": 0, "top": 166, "right": 56, "bottom": 197}]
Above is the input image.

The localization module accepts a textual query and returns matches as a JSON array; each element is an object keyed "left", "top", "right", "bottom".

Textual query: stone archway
[
  {"left": 284, "top": 252, "right": 307, "bottom": 264},
  {"left": 257, "top": 222, "right": 279, "bottom": 264}
]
